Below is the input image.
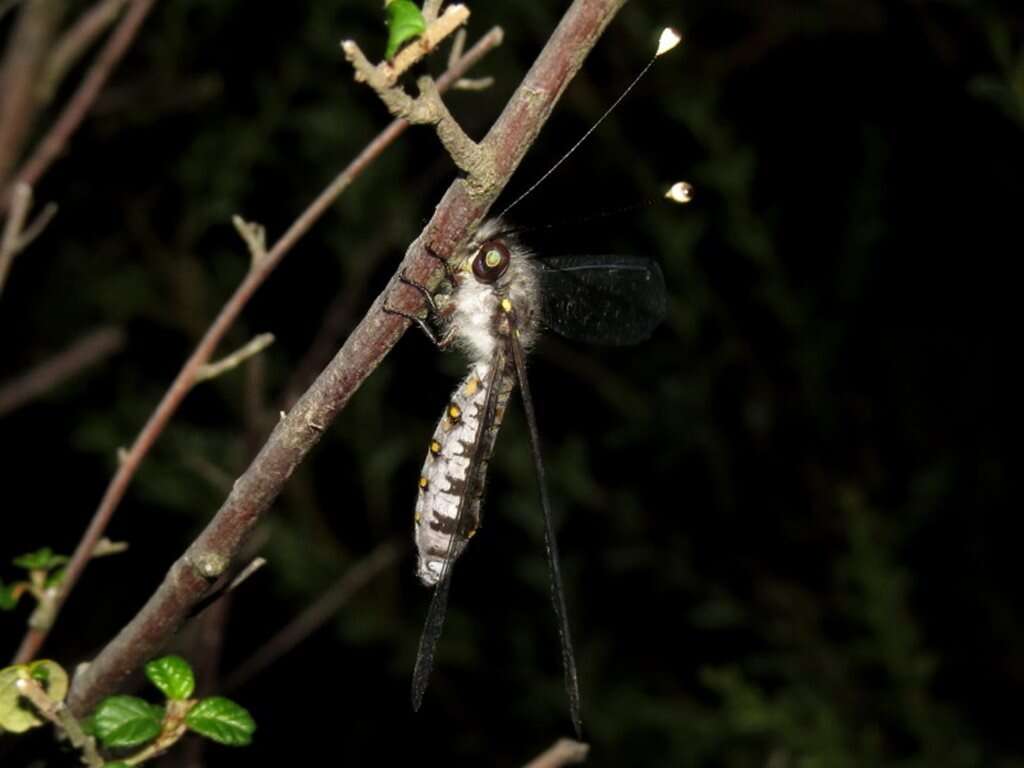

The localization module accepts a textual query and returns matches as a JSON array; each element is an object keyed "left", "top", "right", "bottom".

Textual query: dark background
[{"left": 1, "top": 1, "right": 1021, "bottom": 765}]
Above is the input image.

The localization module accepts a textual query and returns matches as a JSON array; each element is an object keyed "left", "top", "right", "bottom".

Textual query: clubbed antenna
[{"left": 497, "top": 27, "right": 684, "bottom": 219}]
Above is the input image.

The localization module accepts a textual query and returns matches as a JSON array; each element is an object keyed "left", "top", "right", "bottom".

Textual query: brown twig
[
  {"left": 0, "top": 181, "right": 57, "bottom": 296},
  {"left": 523, "top": 739, "right": 590, "bottom": 768},
  {"left": 66, "top": 0, "right": 625, "bottom": 717},
  {"left": 38, "top": 0, "right": 130, "bottom": 103},
  {"left": 0, "top": 0, "right": 64, "bottom": 183},
  {"left": 380, "top": 4, "right": 470, "bottom": 86},
  {"left": 224, "top": 540, "right": 402, "bottom": 691},
  {"left": 0, "top": 0, "right": 158, "bottom": 213},
  {"left": 14, "top": 676, "right": 103, "bottom": 768},
  {"left": 37, "top": 0, "right": 128, "bottom": 101},
  {"left": 421, "top": 0, "right": 444, "bottom": 25},
  {"left": 11, "top": 25, "right": 505, "bottom": 667},
  {"left": 0, "top": 326, "right": 124, "bottom": 417}
]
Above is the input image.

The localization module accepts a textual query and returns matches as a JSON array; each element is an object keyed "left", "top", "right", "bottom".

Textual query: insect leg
[{"left": 425, "top": 241, "right": 456, "bottom": 281}]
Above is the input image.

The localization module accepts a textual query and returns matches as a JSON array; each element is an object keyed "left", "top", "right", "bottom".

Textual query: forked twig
[{"left": 0, "top": 182, "right": 57, "bottom": 296}]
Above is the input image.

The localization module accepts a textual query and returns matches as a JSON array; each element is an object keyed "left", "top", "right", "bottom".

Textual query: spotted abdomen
[{"left": 414, "top": 358, "right": 515, "bottom": 586}]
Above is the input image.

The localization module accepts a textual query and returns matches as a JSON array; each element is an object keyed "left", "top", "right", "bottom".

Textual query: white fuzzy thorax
[{"left": 450, "top": 218, "right": 541, "bottom": 363}]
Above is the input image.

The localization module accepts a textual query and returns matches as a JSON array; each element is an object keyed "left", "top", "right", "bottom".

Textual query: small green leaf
[
  {"left": 384, "top": 0, "right": 426, "bottom": 59},
  {"left": 105, "top": 763, "right": 131, "bottom": 768},
  {"left": 0, "top": 580, "right": 20, "bottom": 611},
  {"left": 28, "top": 660, "right": 68, "bottom": 702},
  {"left": 91, "top": 695, "right": 163, "bottom": 747},
  {"left": 185, "top": 697, "right": 255, "bottom": 746},
  {"left": 0, "top": 665, "right": 43, "bottom": 733},
  {"left": 145, "top": 655, "right": 195, "bottom": 701},
  {"left": 13, "top": 547, "right": 68, "bottom": 572}
]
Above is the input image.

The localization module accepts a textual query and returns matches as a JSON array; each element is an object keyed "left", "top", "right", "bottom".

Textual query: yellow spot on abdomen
[
  {"left": 448, "top": 404, "right": 462, "bottom": 421},
  {"left": 418, "top": 476, "right": 428, "bottom": 490},
  {"left": 501, "top": 298, "right": 513, "bottom": 312},
  {"left": 429, "top": 440, "right": 442, "bottom": 455}
]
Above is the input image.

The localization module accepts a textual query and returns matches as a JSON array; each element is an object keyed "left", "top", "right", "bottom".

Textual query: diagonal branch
[
  {"left": 12, "top": 25, "right": 505, "bottom": 667},
  {"left": 66, "top": 0, "right": 627, "bottom": 717}
]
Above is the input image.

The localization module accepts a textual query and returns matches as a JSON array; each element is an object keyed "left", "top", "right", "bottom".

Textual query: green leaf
[
  {"left": 0, "top": 580, "right": 20, "bottom": 611},
  {"left": 27, "top": 660, "right": 68, "bottom": 703},
  {"left": 13, "top": 547, "right": 68, "bottom": 572},
  {"left": 384, "top": 0, "right": 426, "bottom": 59},
  {"left": 91, "top": 695, "right": 164, "bottom": 747},
  {"left": 145, "top": 655, "right": 195, "bottom": 701},
  {"left": 105, "top": 763, "right": 131, "bottom": 768},
  {"left": 0, "top": 666, "right": 42, "bottom": 733},
  {"left": 185, "top": 697, "right": 255, "bottom": 746}
]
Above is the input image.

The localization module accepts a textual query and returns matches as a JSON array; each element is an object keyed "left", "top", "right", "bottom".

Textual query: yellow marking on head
[
  {"left": 418, "top": 476, "right": 428, "bottom": 490},
  {"left": 429, "top": 440, "right": 442, "bottom": 455},
  {"left": 500, "top": 298, "right": 513, "bottom": 313},
  {"left": 464, "top": 377, "right": 479, "bottom": 396},
  {"left": 448, "top": 404, "right": 462, "bottom": 421}
]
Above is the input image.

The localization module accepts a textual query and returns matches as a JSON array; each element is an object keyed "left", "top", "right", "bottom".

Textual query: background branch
[
  {"left": 0, "top": 0, "right": 64, "bottom": 183},
  {"left": 0, "top": 326, "right": 124, "bottom": 417},
  {"left": 65, "top": 0, "right": 626, "bottom": 716},
  {"left": 523, "top": 739, "right": 590, "bottom": 768},
  {"left": 224, "top": 539, "right": 402, "bottom": 691},
  {"left": 0, "top": 0, "right": 158, "bottom": 213}
]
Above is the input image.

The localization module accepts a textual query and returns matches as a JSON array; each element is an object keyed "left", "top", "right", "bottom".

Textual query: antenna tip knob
[
  {"left": 665, "top": 181, "right": 694, "bottom": 204},
  {"left": 656, "top": 28, "right": 682, "bottom": 57}
]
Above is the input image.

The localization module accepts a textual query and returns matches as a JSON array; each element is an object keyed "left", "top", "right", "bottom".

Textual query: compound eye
[{"left": 472, "top": 240, "right": 510, "bottom": 283}]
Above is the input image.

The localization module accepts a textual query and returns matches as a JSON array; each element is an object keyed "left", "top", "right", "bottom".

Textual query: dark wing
[
  {"left": 411, "top": 348, "right": 507, "bottom": 712},
  {"left": 538, "top": 255, "right": 667, "bottom": 346},
  {"left": 505, "top": 305, "right": 583, "bottom": 737}
]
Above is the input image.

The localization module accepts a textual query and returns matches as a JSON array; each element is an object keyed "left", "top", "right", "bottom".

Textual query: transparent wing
[{"left": 538, "top": 255, "right": 667, "bottom": 346}]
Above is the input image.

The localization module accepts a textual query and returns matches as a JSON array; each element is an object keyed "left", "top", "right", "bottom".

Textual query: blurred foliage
[{"left": 1, "top": 1, "right": 1021, "bottom": 766}]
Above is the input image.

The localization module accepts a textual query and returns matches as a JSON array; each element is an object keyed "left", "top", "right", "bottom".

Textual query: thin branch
[
  {"left": 383, "top": 3, "right": 470, "bottom": 86},
  {"left": 0, "top": 180, "right": 58, "bottom": 297},
  {"left": 421, "top": 0, "right": 443, "bottom": 24},
  {"left": 193, "top": 333, "right": 275, "bottom": 384},
  {"left": 232, "top": 214, "right": 267, "bottom": 266},
  {"left": 224, "top": 540, "right": 402, "bottom": 691},
  {"left": 12, "top": 25, "right": 505, "bottom": 667},
  {"left": 0, "top": 0, "right": 64, "bottom": 183},
  {"left": 66, "top": 0, "right": 625, "bottom": 717},
  {"left": 0, "top": 0, "right": 158, "bottom": 213},
  {"left": 342, "top": 38, "right": 489, "bottom": 179},
  {"left": 523, "top": 739, "right": 590, "bottom": 768},
  {"left": 0, "top": 326, "right": 123, "bottom": 417},
  {"left": 14, "top": 677, "right": 103, "bottom": 768},
  {"left": 38, "top": 0, "right": 130, "bottom": 103}
]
